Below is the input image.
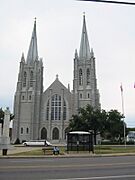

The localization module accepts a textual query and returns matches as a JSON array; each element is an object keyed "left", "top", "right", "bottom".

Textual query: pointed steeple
[
  {"left": 79, "top": 13, "right": 91, "bottom": 60},
  {"left": 26, "top": 18, "right": 38, "bottom": 64}
]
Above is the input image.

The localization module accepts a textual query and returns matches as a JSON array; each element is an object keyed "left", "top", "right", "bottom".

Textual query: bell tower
[
  {"left": 12, "top": 19, "right": 43, "bottom": 143},
  {"left": 73, "top": 14, "right": 100, "bottom": 114}
]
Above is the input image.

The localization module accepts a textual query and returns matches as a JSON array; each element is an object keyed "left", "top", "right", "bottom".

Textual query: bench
[{"left": 42, "top": 147, "right": 54, "bottom": 155}]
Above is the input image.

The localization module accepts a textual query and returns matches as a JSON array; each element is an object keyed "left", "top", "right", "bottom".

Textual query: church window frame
[
  {"left": 51, "top": 94, "right": 61, "bottom": 121},
  {"left": 30, "top": 71, "right": 34, "bottom": 87},
  {"left": 26, "top": 127, "right": 29, "bottom": 134},
  {"left": 29, "top": 95, "right": 31, "bottom": 100},
  {"left": 22, "top": 95, "right": 25, "bottom": 100},
  {"left": 79, "top": 68, "right": 83, "bottom": 86},
  {"left": 46, "top": 100, "right": 49, "bottom": 120},
  {"left": 80, "top": 93, "right": 82, "bottom": 99},
  {"left": 63, "top": 100, "right": 66, "bottom": 120},
  {"left": 86, "top": 68, "right": 90, "bottom": 85},
  {"left": 23, "top": 71, "right": 27, "bottom": 87},
  {"left": 21, "top": 127, "right": 23, "bottom": 134}
]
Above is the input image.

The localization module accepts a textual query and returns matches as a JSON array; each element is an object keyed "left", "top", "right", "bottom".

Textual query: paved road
[{"left": 0, "top": 156, "right": 135, "bottom": 180}]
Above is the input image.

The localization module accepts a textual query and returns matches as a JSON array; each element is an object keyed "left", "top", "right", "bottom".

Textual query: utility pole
[{"left": 120, "top": 84, "right": 126, "bottom": 147}]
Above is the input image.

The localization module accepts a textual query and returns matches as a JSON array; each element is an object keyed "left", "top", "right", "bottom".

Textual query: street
[{"left": 0, "top": 156, "right": 135, "bottom": 180}]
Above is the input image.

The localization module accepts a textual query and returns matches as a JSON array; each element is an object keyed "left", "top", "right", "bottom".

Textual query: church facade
[{"left": 12, "top": 15, "right": 100, "bottom": 143}]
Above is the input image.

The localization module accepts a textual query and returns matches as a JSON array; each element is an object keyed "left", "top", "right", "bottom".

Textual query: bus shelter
[{"left": 67, "top": 131, "right": 94, "bottom": 153}]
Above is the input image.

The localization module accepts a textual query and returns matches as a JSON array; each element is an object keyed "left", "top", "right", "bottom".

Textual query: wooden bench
[{"left": 42, "top": 147, "right": 54, "bottom": 155}]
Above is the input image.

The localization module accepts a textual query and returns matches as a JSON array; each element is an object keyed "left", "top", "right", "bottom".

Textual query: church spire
[
  {"left": 79, "top": 13, "right": 91, "bottom": 60},
  {"left": 26, "top": 18, "right": 38, "bottom": 64}
]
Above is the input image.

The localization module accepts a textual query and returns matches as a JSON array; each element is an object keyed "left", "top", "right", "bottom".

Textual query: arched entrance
[
  {"left": 52, "top": 127, "right": 59, "bottom": 140},
  {"left": 41, "top": 127, "right": 47, "bottom": 139}
]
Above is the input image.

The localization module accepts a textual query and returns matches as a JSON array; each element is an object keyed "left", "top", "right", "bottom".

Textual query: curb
[{"left": 1, "top": 153, "right": 135, "bottom": 159}]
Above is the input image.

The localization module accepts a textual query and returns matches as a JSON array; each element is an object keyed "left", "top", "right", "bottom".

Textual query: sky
[{"left": 0, "top": 0, "right": 135, "bottom": 127}]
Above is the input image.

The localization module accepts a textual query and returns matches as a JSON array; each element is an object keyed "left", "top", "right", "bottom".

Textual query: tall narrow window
[
  {"left": 26, "top": 128, "right": 29, "bottom": 134},
  {"left": 51, "top": 94, "right": 61, "bottom": 121},
  {"left": 46, "top": 100, "right": 49, "bottom": 120},
  {"left": 21, "top": 127, "right": 23, "bottom": 134},
  {"left": 80, "top": 93, "right": 82, "bottom": 99},
  {"left": 30, "top": 71, "right": 33, "bottom": 87},
  {"left": 63, "top": 100, "right": 66, "bottom": 120},
  {"left": 79, "top": 69, "right": 83, "bottom": 85},
  {"left": 87, "top": 68, "right": 90, "bottom": 85},
  {"left": 23, "top": 72, "right": 27, "bottom": 87}
]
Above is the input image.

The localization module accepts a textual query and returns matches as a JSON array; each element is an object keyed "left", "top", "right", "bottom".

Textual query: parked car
[{"left": 23, "top": 140, "right": 52, "bottom": 146}]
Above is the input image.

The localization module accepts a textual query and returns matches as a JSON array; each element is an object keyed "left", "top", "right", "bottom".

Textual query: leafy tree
[
  {"left": 69, "top": 105, "right": 125, "bottom": 144},
  {"left": 69, "top": 105, "right": 107, "bottom": 144},
  {"left": 106, "top": 110, "right": 125, "bottom": 142}
]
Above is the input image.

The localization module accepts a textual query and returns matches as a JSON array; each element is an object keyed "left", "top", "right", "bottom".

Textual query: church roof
[
  {"left": 44, "top": 75, "right": 71, "bottom": 95},
  {"left": 79, "top": 14, "right": 91, "bottom": 60},
  {"left": 26, "top": 18, "right": 38, "bottom": 64}
]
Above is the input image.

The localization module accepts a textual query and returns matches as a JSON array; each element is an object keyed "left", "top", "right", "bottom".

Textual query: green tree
[
  {"left": 105, "top": 110, "right": 125, "bottom": 142},
  {"left": 69, "top": 105, "right": 107, "bottom": 144},
  {"left": 69, "top": 105, "right": 125, "bottom": 144}
]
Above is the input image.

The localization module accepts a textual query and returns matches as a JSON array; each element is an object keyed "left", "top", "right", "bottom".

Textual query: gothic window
[
  {"left": 41, "top": 127, "right": 47, "bottom": 139},
  {"left": 51, "top": 94, "right": 61, "bottom": 121},
  {"left": 21, "top": 127, "right": 23, "bottom": 134},
  {"left": 87, "top": 68, "right": 90, "bottom": 85},
  {"left": 79, "top": 68, "right": 83, "bottom": 85},
  {"left": 63, "top": 100, "right": 66, "bottom": 120},
  {"left": 26, "top": 128, "right": 29, "bottom": 134},
  {"left": 29, "top": 95, "right": 31, "bottom": 100},
  {"left": 22, "top": 95, "right": 24, "bottom": 100},
  {"left": 23, "top": 72, "right": 27, "bottom": 87},
  {"left": 30, "top": 71, "right": 33, "bottom": 87},
  {"left": 52, "top": 127, "right": 59, "bottom": 140},
  {"left": 80, "top": 93, "right": 82, "bottom": 99},
  {"left": 46, "top": 100, "right": 49, "bottom": 120},
  {"left": 88, "top": 93, "right": 90, "bottom": 99}
]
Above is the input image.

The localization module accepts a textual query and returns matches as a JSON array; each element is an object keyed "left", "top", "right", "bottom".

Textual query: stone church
[{"left": 12, "top": 15, "right": 100, "bottom": 143}]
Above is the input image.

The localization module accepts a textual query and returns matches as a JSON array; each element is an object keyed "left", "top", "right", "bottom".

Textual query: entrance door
[{"left": 41, "top": 127, "right": 47, "bottom": 139}]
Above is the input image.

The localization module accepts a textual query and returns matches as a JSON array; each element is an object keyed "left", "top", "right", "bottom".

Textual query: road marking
[{"left": 47, "top": 174, "right": 135, "bottom": 180}]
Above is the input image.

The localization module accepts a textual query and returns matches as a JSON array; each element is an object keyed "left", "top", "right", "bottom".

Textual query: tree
[
  {"left": 69, "top": 105, "right": 125, "bottom": 144},
  {"left": 69, "top": 105, "right": 107, "bottom": 144},
  {"left": 105, "top": 110, "right": 125, "bottom": 142}
]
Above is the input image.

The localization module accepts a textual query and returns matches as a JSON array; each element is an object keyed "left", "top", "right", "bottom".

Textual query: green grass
[
  {"left": 95, "top": 145, "right": 135, "bottom": 154},
  {"left": 8, "top": 145, "right": 135, "bottom": 156}
]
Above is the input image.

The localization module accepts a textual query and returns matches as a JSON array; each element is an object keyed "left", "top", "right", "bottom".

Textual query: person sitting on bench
[{"left": 53, "top": 146, "right": 59, "bottom": 155}]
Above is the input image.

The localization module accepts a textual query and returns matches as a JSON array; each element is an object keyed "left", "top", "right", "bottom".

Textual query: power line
[{"left": 77, "top": 0, "right": 135, "bottom": 5}]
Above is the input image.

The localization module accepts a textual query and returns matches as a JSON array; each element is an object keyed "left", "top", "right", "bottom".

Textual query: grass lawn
[
  {"left": 9, "top": 145, "right": 135, "bottom": 156},
  {"left": 95, "top": 145, "right": 135, "bottom": 154}
]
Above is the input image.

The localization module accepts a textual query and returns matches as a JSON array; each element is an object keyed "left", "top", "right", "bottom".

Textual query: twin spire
[
  {"left": 26, "top": 18, "right": 38, "bottom": 64},
  {"left": 26, "top": 14, "right": 91, "bottom": 64}
]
